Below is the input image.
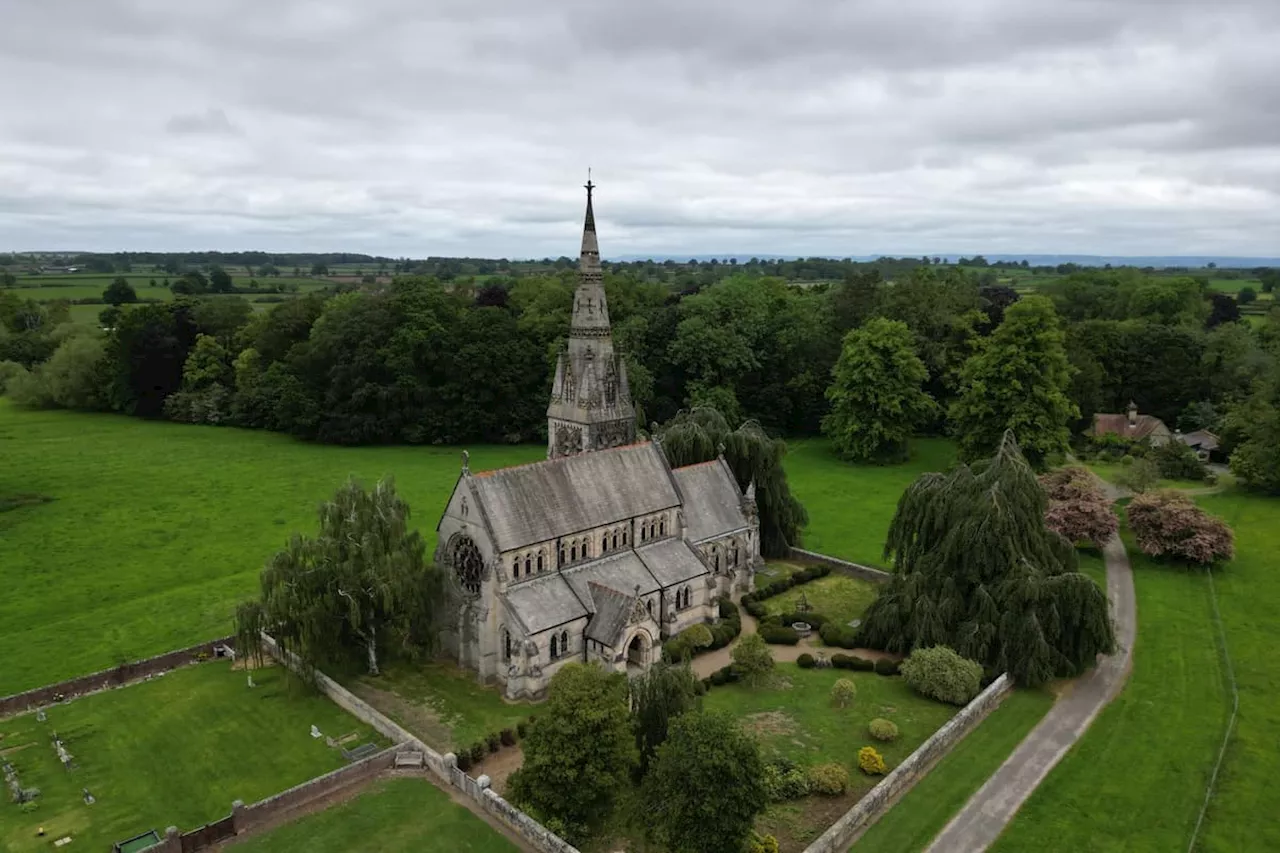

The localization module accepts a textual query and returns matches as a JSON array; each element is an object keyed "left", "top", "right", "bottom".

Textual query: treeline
[{"left": 2, "top": 266, "right": 1279, "bottom": 485}]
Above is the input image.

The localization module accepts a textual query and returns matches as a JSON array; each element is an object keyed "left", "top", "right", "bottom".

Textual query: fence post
[{"left": 231, "top": 799, "right": 245, "bottom": 833}]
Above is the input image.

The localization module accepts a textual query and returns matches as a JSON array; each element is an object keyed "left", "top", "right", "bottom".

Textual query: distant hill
[{"left": 612, "top": 253, "right": 1280, "bottom": 268}]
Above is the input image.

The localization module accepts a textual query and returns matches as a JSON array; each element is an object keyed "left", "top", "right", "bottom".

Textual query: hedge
[
  {"left": 819, "top": 622, "right": 860, "bottom": 649},
  {"left": 758, "top": 623, "right": 800, "bottom": 645},
  {"left": 662, "top": 597, "right": 742, "bottom": 662}
]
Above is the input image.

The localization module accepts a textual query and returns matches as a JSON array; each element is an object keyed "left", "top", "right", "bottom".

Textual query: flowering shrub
[
  {"left": 858, "top": 746, "right": 887, "bottom": 775},
  {"left": 868, "top": 718, "right": 900, "bottom": 742},
  {"left": 1126, "top": 490, "right": 1234, "bottom": 565},
  {"left": 1039, "top": 466, "right": 1117, "bottom": 547},
  {"left": 748, "top": 832, "right": 780, "bottom": 853},
  {"left": 807, "top": 762, "right": 850, "bottom": 795}
]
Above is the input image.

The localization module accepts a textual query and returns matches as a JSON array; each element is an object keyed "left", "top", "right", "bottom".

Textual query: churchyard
[
  {"left": 231, "top": 776, "right": 521, "bottom": 853},
  {"left": 0, "top": 662, "right": 386, "bottom": 853},
  {"left": 758, "top": 564, "right": 880, "bottom": 627}
]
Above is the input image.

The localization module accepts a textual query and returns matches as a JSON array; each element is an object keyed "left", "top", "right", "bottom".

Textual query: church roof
[
  {"left": 672, "top": 459, "right": 751, "bottom": 543},
  {"left": 583, "top": 581, "right": 635, "bottom": 647},
  {"left": 469, "top": 442, "right": 679, "bottom": 551},
  {"left": 636, "top": 538, "right": 710, "bottom": 587},
  {"left": 562, "top": 549, "right": 662, "bottom": 603},
  {"left": 503, "top": 573, "right": 588, "bottom": 635}
]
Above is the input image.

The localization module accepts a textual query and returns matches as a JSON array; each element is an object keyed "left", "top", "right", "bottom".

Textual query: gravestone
[
  {"left": 82, "top": 787, "right": 95, "bottom": 804},
  {"left": 246, "top": 674, "right": 255, "bottom": 689},
  {"left": 36, "top": 708, "right": 46, "bottom": 723},
  {"left": 310, "top": 725, "right": 322, "bottom": 739}
]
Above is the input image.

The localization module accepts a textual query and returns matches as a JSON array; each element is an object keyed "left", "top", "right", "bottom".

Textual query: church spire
[{"left": 571, "top": 177, "right": 610, "bottom": 334}]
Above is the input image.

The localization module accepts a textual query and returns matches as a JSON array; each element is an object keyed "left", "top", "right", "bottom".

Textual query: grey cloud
[{"left": 165, "top": 109, "right": 241, "bottom": 136}]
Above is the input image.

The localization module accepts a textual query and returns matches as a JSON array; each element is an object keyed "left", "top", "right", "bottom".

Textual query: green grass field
[
  {"left": 345, "top": 661, "right": 534, "bottom": 752},
  {"left": 232, "top": 777, "right": 519, "bottom": 853},
  {"left": 853, "top": 688, "right": 1054, "bottom": 852},
  {"left": 0, "top": 662, "right": 386, "bottom": 853},
  {"left": 705, "top": 666, "right": 956, "bottom": 848},
  {"left": 785, "top": 438, "right": 956, "bottom": 567},
  {"left": 762, "top": 572, "right": 880, "bottom": 626}
]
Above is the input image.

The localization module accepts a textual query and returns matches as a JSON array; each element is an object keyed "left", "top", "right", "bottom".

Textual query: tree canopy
[
  {"left": 234, "top": 477, "right": 450, "bottom": 676},
  {"left": 855, "top": 431, "right": 1114, "bottom": 686},
  {"left": 823, "top": 317, "right": 937, "bottom": 463}
]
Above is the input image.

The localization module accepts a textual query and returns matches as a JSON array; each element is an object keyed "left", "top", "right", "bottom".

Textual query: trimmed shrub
[
  {"left": 1152, "top": 439, "right": 1207, "bottom": 482},
  {"left": 831, "top": 653, "right": 874, "bottom": 671},
  {"left": 1126, "top": 490, "right": 1234, "bottom": 565},
  {"left": 858, "top": 746, "right": 887, "bottom": 775},
  {"left": 900, "top": 646, "right": 982, "bottom": 705},
  {"left": 761, "top": 757, "right": 810, "bottom": 802},
  {"left": 819, "top": 622, "right": 859, "bottom": 649},
  {"left": 796, "top": 653, "right": 816, "bottom": 669},
  {"left": 455, "top": 751, "right": 473, "bottom": 772},
  {"left": 831, "top": 678, "right": 857, "bottom": 708},
  {"left": 486, "top": 733, "right": 501, "bottom": 753},
  {"left": 758, "top": 623, "right": 800, "bottom": 645},
  {"left": 807, "top": 762, "right": 850, "bottom": 796},
  {"left": 500, "top": 728, "right": 516, "bottom": 746},
  {"left": 749, "top": 832, "right": 780, "bottom": 853},
  {"left": 868, "top": 718, "right": 899, "bottom": 742},
  {"left": 744, "top": 600, "right": 770, "bottom": 620},
  {"left": 874, "top": 658, "right": 900, "bottom": 676},
  {"left": 469, "top": 741, "right": 487, "bottom": 763},
  {"left": 516, "top": 720, "right": 529, "bottom": 739}
]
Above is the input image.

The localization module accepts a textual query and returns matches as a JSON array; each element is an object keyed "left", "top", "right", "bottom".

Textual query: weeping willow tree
[
  {"left": 854, "top": 431, "right": 1114, "bottom": 686},
  {"left": 656, "top": 406, "right": 807, "bottom": 557},
  {"left": 235, "top": 477, "right": 452, "bottom": 677}
]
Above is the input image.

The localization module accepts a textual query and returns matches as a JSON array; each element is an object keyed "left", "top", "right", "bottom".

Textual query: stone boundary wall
[
  {"left": 801, "top": 673, "right": 1015, "bottom": 853},
  {"left": 259, "top": 633, "right": 580, "bottom": 853},
  {"left": 0, "top": 636, "right": 234, "bottom": 718},
  {"left": 789, "top": 547, "right": 893, "bottom": 582},
  {"left": 233, "top": 746, "right": 399, "bottom": 834}
]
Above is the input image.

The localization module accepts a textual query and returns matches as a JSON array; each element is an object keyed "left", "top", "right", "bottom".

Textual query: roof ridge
[{"left": 472, "top": 440, "right": 653, "bottom": 479}]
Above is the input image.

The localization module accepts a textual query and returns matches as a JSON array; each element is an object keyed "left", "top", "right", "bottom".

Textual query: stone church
[{"left": 435, "top": 182, "right": 761, "bottom": 699}]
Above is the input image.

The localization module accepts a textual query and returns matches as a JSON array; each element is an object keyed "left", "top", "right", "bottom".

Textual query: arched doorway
[{"left": 626, "top": 632, "right": 649, "bottom": 673}]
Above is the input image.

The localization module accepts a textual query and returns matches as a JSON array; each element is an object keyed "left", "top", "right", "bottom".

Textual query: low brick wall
[
  {"left": 233, "top": 746, "right": 399, "bottom": 834},
  {"left": 801, "top": 673, "right": 1015, "bottom": 853},
  {"left": 260, "top": 633, "right": 578, "bottom": 853},
  {"left": 789, "top": 547, "right": 892, "bottom": 582},
  {"left": 0, "top": 636, "right": 234, "bottom": 718}
]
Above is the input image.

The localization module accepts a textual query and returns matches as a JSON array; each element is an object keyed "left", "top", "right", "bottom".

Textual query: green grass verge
[
  {"left": 785, "top": 438, "right": 956, "bottom": 566},
  {"left": 345, "top": 661, "right": 534, "bottom": 752},
  {"left": 762, "top": 573, "right": 881, "bottom": 626},
  {"left": 0, "top": 401, "right": 544, "bottom": 695},
  {"left": 1084, "top": 460, "right": 1206, "bottom": 491},
  {"left": 231, "top": 776, "right": 520, "bottom": 853},
  {"left": 0, "top": 662, "right": 386, "bottom": 853},
  {"left": 853, "top": 688, "right": 1054, "bottom": 852}
]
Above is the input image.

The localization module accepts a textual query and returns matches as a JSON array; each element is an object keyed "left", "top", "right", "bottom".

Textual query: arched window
[
  {"left": 640, "top": 526, "right": 647, "bottom": 542},
  {"left": 646, "top": 598, "right": 653, "bottom": 616},
  {"left": 560, "top": 630, "right": 568, "bottom": 655},
  {"left": 659, "top": 518, "right": 666, "bottom": 536},
  {"left": 512, "top": 557, "right": 520, "bottom": 579},
  {"left": 570, "top": 543, "right": 577, "bottom": 561},
  {"left": 558, "top": 545, "right": 566, "bottom": 565},
  {"left": 622, "top": 529, "right": 629, "bottom": 545},
  {"left": 525, "top": 556, "right": 532, "bottom": 574},
  {"left": 612, "top": 531, "right": 619, "bottom": 549},
  {"left": 550, "top": 635, "right": 558, "bottom": 658},
  {"left": 537, "top": 553, "right": 544, "bottom": 572},
  {"left": 502, "top": 628, "right": 512, "bottom": 661},
  {"left": 714, "top": 551, "right": 720, "bottom": 572}
]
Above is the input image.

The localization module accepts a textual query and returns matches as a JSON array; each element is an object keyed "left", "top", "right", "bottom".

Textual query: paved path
[{"left": 922, "top": 533, "right": 1137, "bottom": 853}]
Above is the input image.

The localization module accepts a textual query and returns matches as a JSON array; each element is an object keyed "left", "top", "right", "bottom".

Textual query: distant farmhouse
[
  {"left": 434, "top": 182, "right": 761, "bottom": 700},
  {"left": 1089, "top": 401, "right": 1219, "bottom": 461}
]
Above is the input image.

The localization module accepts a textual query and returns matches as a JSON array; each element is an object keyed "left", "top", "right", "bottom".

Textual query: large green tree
[
  {"left": 855, "top": 431, "right": 1114, "bottom": 686},
  {"left": 508, "top": 663, "right": 636, "bottom": 841},
  {"left": 629, "top": 660, "right": 702, "bottom": 778},
  {"left": 949, "top": 295, "right": 1078, "bottom": 468},
  {"left": 235, "top": 477, "right": 450, "bottom": 676},
  {"left": 641, "top": 711, "right": 767, "bottom": 853},
  {"left": 657, "top": 406, "right": 808, "bottom": 556},
  {"left": 822, "top": 318, "right": 937, "bottom": 463}
]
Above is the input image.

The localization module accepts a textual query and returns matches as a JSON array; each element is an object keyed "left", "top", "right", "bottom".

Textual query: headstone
[
  {"left": 36, "top": 708, "right": 46, "bottom": 723},
  {"left": 82, "top": 787, "right": 95, "bottom": 804},
  {"left": 246, "top": 674, "right": 255, "bottom": 689},
  {"left": 310, "top": 725, "right": 322, "bottom": 739},
  {"left": 54, "top": 837, "right": 73, "bottom": 848}
]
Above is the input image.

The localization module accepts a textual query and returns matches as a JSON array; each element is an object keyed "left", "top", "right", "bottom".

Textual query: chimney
[{"left": 1127, "top": 401, "right": 1138, "bottom": 427}]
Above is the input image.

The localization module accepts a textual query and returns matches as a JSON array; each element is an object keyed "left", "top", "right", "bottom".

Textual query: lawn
[
  {"left": 232, "top": 776, "right": 520, "bottom": 853},
  {"left": 344, "top": 661, "right": 533, "bottom": 753},
  {"left": 0, "top": 401, "right": 544, "bottom": 695},
  {"left": 704, "top": 666, "right": 957, "bottom": 850},
  {"left": 762, "top": 572, "right": 881, "bottom": 626},
  {"left": 784, "top": 438, "right": 957, "bottom": 567},
  {"left": 853, "top": 688, "right": 1054, "bottom": 852},
  {"left": 1085, "top": 460, "right": 1206, "bottom": 491},
  {"left": 0, "top": 661, "right": 387, "bottom": 853}
]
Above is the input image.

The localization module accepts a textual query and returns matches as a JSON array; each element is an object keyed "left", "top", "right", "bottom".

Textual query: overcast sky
[{"left": 3, "top": 0, "right": 1279, "bottom": 258}]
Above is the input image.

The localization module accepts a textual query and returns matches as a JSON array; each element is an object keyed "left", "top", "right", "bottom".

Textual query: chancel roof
[
  {"left": 561, "top": 550, "right": 662, "bottom": 603},
  {"left": 469, "top": 442, "right": 679, "bottom": 552},
  {"left": 672, "top": 460, "right": 750, "bottom": 543},
  {"left": 584, "top": 582, "right": 636, "bottom": 647},
  {"left": 503, "top": 572, "right": 589, "bottom": 635}
]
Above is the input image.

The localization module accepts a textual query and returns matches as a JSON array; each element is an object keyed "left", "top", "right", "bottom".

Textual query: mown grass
[
  {"left": 232, "top": 776, "right": 520, "bottom": 853},
  {"left": 0, "top": 401, "right": 544, "bottom": 695},
  {"left": 762, "top": 573, "right": 881, "bottom": 626},
  {"left": 1085, "top": 460, "right": 1206, "bottom": 491},
  {"left": 345, "top": 661, "right": 533, "bottom": 752},
  {"left": 991, "top": 545, "right": 1228, "bottom": 852},
  {"left": 785, "top": 438, "right": 956, "bottom": 567},
  {"left": 852, "top": 688, "right": 1054, "bottom": 852},
  {"left": 0, "top": 662, "right": 387, "bottom": 853}
]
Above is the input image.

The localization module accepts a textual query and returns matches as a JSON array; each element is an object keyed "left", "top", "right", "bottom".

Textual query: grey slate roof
[
  {"left": 502, "top": 574, "right": 588, "bottom": 635},
  {"left": 562, "top": 550, "right": 661, "bottom": 604},
  {"left": 636, "top": 538, "right": 710, "bottom": 587},
  {"left": 672, "top": 460, "right": 750, "bottom": 543},
  {"left": 469, "top": 443, "right": 679, "bottom": 551},
  {"left": 584, "top": 582, "right": 635, "bottom": 647}
]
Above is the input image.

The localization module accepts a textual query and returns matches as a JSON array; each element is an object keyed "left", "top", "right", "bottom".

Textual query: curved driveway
[{"left": 922, "top": 533, "right": 1137, "bottom": 852}]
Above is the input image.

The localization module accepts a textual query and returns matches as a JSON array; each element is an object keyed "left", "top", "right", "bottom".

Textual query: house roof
[
  {"left": 469, "top": 442, "right": 680, "bottom": 551},
  {"left": 583, "top": 582, "right": 636, "bottom": 647},
  {"left": 502, "top": 573, "right": 588, "bottom": 635},
  {"left": 636, "top": 538, "right": 710, "bottom": 588},
  {"left": 671, "top": 459, "right": 750, "bottom": 543},
  {"left": 1089, "top": 413, "right": 1171, "bottom": 442},
  {"left": 1179, "top": 430, "right": 1220, "bottom": 451}
]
